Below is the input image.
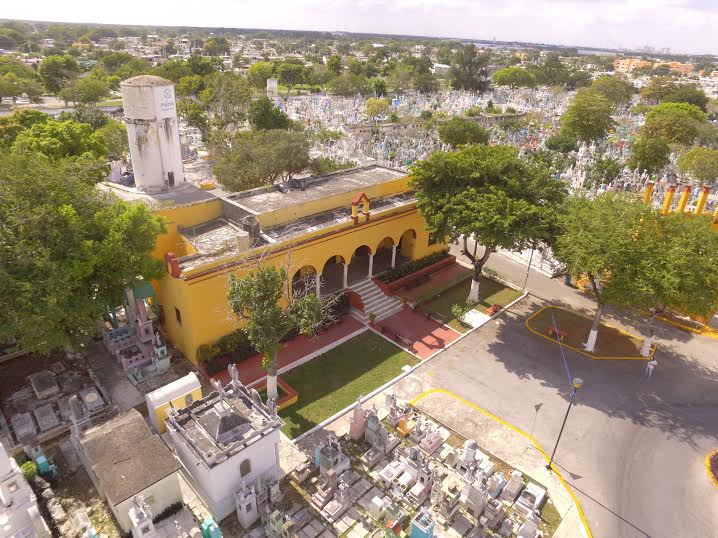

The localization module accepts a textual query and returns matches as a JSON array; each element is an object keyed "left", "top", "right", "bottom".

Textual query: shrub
[
  {"left": 196, "top": 343, "right": 221, "bottom": 363},
  {"left": 20, "top": 461, "right": 38, "bottom": 481},
  {"left": 153, "top": 502, "right": 184, "bottom": 524},
  {"left": 217, "top": 329, "right": 254, "bottom": 357},
  {"left": 377, "top": 250, "right": 450, "bottom": 283}
]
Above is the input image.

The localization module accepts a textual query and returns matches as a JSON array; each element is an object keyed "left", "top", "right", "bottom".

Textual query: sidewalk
[{"left": 210, "top": 316, "right": 365, "bottom": 386}]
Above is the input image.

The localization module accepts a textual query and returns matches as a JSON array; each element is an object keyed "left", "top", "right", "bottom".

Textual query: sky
[{"left": 3, "top": 0, "right": 717, "bottom": 55}]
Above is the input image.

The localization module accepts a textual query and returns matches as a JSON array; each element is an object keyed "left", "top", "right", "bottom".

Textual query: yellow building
[
  {"left": 613, "top": 58, "right": 653, "bottom": 73},
  {"left": 150, "top": 166, "right": 445, "bottom": 364}
]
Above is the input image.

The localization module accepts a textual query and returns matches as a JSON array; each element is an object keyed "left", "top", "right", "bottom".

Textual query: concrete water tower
[{"left": 120, "top": 75, "right": 185, "bottom": 193}]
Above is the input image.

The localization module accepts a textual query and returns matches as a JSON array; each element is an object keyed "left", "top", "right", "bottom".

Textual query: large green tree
[
  {"left": 248, "top": 96, "right": 291, "bottom": 130},
  {"left": 662, "top": 84, "right": 709, "bottom": 111},
  {"left": 0, "top": 152, "right": 165, "bottom": 354},
  {"left": 604, "top": 211, "right": 718, "bottom": 355},
  {"left": 629, "top": 137, "right": 671, "bottom": 175},
  {"left": 437, "top": 117, "right": 489, "bottom": 148},
  {"left": 198, "top": 71, "right": 252, "bottom": 131},
  {"left": 449, "top": 45, "right": 491, "bottom": 93},
  {"left": 247, "top": 60, "right": 274, "bottom": 89},
  {"left": 213, "top": 130, "right": 310, "bottom": 191},
  {"left": 554, "top": 193, "right": 650, "bottom": 352},
  {"left": 12, "top": 118, "right": 108, "bottom": 160},
  {"left": 492, "top": 66, "right": 536, "bottom": 88},
  {"left": 641, "top": 102, "right": 706, "bottom": 146},
  {"left": 677, "top": 147, "right": 718, "bottom": 182},
  {"left": 561, "top": 88, "right": 615, "bottom": 142},
  {"left": 227, "top": 266, "right": 323, "bottom": 399},
  {"left": 38, "top": 54, "right": 80, "bottom": 93},
  {"left": 411, "top": 144, "right": 566, "bottom": 303},
  {"left": 590, "top": 75, "right": 634, "bottom": 106}
]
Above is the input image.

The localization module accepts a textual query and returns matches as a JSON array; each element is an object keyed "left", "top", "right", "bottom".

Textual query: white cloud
[{"left": 3, "top": 0, "right": 716, "bottom": 54}]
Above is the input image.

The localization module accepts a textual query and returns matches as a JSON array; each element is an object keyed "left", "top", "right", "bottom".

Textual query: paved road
[{"left": 426, "top": 245, "right": 718, "bottom": 537}]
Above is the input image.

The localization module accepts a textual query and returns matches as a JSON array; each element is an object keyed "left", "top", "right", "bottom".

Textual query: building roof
[
  {"left": 78, "top": 409, "right": 179, "bottom": 505},
  {"left": 120, "top": 74, "right": 173, "bottom": 87},
  {"left": 79, "top": 409, "right": 152, "bottom": 466},
  {"left": 92, "top": 435, "right": 180, "bottom": 505},
  {"left": 145, "top": 372, "right": 200, "bottom": 409},
  {"left": 227, "top": 165, "right": 405, "bottom": 215}
]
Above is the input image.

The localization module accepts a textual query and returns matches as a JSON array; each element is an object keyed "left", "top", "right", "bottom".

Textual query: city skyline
[{"left": 2, "top": 0, "right": 717, "bottom": 55}]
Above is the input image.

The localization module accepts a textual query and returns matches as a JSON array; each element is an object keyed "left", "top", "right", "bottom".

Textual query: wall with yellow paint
[
  {"left": 152, "top": 386, "right": 203, "bottom": 433},
  {"left": 157, "top": 203, "right": 444, "bottom": 363}
]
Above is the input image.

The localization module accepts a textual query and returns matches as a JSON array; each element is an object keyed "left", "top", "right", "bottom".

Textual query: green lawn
[
  {"left": 279, "top": 331, "right": 418, "bottom": 438},
  {"left": 419, "top": 276, "right": 522, "bottom": 333}
]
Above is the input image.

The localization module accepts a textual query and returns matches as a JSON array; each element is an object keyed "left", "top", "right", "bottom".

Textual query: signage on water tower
[{"left": 155, "top": 86, "right": 176, "bottom": 118}]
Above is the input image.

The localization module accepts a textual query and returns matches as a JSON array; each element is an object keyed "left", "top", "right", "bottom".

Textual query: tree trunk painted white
[
  {"left": 468, "top": 277, "right": 481, "bottom": 303},
  {"left": 584, "top": 306, "right": 602, "bottom": 352},
  {"left": 266, "top": 353, "right": 279, "bottom": 400},
  {"left": 641, "top": 312, "right": 656, "bottom": 357}
]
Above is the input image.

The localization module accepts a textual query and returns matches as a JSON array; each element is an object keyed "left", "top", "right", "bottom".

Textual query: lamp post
[{"left": 546, "top": 377, "right": 583, "bottom": 470}]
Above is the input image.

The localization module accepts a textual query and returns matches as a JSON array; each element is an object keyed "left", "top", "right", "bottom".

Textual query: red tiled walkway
[
  {"left": 210, "top": 315, "right": 365, "bottom": 386},
  {"left": 396, "top": 263, "right": 471, "bottom": 303},
  {"left": 374, "top": 306, "right": 461, "bottom": 359}
]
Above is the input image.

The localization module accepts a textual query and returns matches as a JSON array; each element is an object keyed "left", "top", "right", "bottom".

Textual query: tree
[
  {"left": 545, "top": 131, "right": 578, "bottom": 153},
  {"left": 227, "top": 265, "right": 323, "bottom": 399},
  {"left": 677, "top": 147, "right": 718, "bottom": 182},
  {"left": 410, "top": 144, "right": 566, "bottom": 303},
  {"left": 0, "top": 152, "right": 165, "bottom": 354},
  {"left": 590, "top": 75, "right": 634, "bottom": 106},
  {"left": 641, "top": 102, "right": 706, "bottom": 146},
  {"left": 247, "top": 60, "right": 274, "bottom": 89},
  {"left": 213, "top": 130, "right": 311, "bottom": 191},
  {"left": 62, "top": 77, "right": 110, "bottom": 104},
  {"left": 586, "top": 155, "right": 621, "bottom": 187},
  {"left": 449, "top": 45, "right": 491, "bottom": 93},
  {"left": 640, "top": 76, "right": 679, "bottom": 103},
  {"left": 276, "top": 62, "right": 304, "bottom": 95},
  {"left": 326, "top": 73, "right": 370, "bottom": 96},
  {"left": 371, "top": 77, "right": 387, "bottom": 97},
  {"left": 326, "top": 55, "right": 342, "bottom": 76},
  {"left": 96, "top": 119, "right": 128, "bottom": 159},
  {"left": 364, "top": 97, "right": 390, "bottom": 122},
  {"left": 198, "top": 72, "right": 252, "bottom": 131},
  {"left": 554, "top": 193, "right": 650, "bottom": 352},
  {"left": 12, "top": 118, "right": 108, "bottom": 160},
  {"left": 248, "top": 96, "right": 290, "bottom": 130},
  {"left": 561, "top": 88, "right": 615, "bottom": 142},
  {"left": 629, "top": 137, "right": 671, "bottom": 175},
  {"left": 0, "top": 109, "right": 49, "bottom": 150},
  {"left": 492, "top": 67, "right": 536, "bottom": 88},
  {"left": 528, "top": 54, "right": 569, "bottom": 87},
  {"left": 38, "top": 54, "right": 80, "bottom": 94},
  {"left": 386, "top": 64, "right": 413, "bottom": 94},
  {"left": 203, "top": 36, "right": 230, "bottom": 56},
  {"left": 604, "top": 211, "right": 718, "bottom": 355},
  {"left": 662, "top": 84, "right": 709, "bottom": 112},
  {"left": 437, "top": 117, "right": 489, "bottom": 147}
]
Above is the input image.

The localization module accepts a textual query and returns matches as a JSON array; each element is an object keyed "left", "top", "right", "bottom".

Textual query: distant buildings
[{"left": 613, "top": 58, "right": 652, "bottom": 73}]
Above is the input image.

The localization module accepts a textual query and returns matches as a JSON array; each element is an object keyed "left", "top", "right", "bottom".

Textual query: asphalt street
[{"left": 425, "top": 243, "right": 718, "bottom": 537}]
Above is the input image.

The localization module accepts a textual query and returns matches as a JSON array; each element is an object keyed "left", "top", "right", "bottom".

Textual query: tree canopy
[
  {"left": 449, "top": 45, "right": 491, "bottom": 93},
  {"left": 410, "top": 144, "right": 566, "bottom": 302},
  {"left": 641, "top": 102, "right": 706, "bottom": 146},
  {"left": 0, "top": 152, "right": 165, "bottom": 353},
  {"left": 589, "top": 75, "right": 634, "bottom": 106},
  {"left": 38, "top": 54, "right": 80, "bottom": 93},
  {"left": 492, "top": 67, "right": 536, "bottom": 88},
  {"left": 437, "top": 117, "right": 489, "bottom": 147},
  {"left": 629, "top": 137, "right": 671, "bottom": 175},
  {"left": 561, "top": 88, "right": 615, "bottom": 142},
  {"left": 677, "top": 147, "right": 718, "bottom": 182},
  {"left": 248, "top": 96, "right": 291, "bottom": 130}
]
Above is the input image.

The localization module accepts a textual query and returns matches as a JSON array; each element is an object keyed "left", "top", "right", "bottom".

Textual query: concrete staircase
[{"left": 349, "top": 279, "right": 403, "bottom": 323}]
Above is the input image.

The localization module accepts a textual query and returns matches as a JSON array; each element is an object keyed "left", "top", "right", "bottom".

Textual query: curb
[
  {"left": 525, "top": 305, "right": 656, "bottom": 361},
  {"left": 411, "top": 389, "right": 592, "bottom": 538}
]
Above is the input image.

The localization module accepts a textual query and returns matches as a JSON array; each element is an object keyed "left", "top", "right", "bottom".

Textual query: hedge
[
  {"left": 20, "top": 461, "right": 38, "bottom": 481},
  {"left": 377, "top": 249, "right": 450, "bottom": 283}
]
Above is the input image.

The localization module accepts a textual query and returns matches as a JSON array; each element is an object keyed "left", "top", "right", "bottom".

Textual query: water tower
[{"left": 120, "top": 75, "right": 185, "bottom": 193}]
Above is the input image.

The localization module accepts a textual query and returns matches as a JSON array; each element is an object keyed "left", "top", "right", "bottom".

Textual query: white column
[
  {"left": 315, "top": 273, "right": 321, "bottom": 298},
  {"left": 391, "top": 245, "right": 397, "bottom": 268},
  {"left": 368, "top": 253, "right": 374, "bottom": 278},
  {"left": 343, "top": 263, "right": 349, "bottom": 289}
]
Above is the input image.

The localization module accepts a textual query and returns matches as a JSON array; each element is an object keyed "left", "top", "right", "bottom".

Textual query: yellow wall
[
  {"left": 157, "top": 202, "right": 444, "bottom": 363},
  {"left": 151, "top": 386, "right": 203, "bottom": 433}
]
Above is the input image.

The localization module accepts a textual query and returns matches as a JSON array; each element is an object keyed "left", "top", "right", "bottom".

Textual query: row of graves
[{"left": 262, "top": 394, "right": 558, "bottom": 538}]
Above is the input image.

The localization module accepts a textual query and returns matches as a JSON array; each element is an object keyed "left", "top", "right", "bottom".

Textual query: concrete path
[{"left": 374, "top": 305, "right": 461, "bottom": 359}]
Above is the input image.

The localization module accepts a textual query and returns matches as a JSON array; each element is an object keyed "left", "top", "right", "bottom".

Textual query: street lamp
[{"left": 546, "top": 377, "right": 583, "bottom": 470}]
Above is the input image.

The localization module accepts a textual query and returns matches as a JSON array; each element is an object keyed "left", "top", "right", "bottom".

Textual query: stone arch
[
  {"left": 347, "top": 245, "right": 373, "bottom": 285},
  {"left": 292, "top": 265, "right": 318, "bottom": 297},
  {"left": 373, "top": 236, "right": 396, "bottom": 275},
  {"left": 398, "top": 229, "right": 417, "bottom": 262},
  {"left": 320, "top": 255, "right": 347, "bottom": 295}
]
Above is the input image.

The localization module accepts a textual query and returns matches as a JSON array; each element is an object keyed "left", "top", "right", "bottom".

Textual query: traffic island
[{"left": 526, "top": 305, "right": 654, "bottom": 360}]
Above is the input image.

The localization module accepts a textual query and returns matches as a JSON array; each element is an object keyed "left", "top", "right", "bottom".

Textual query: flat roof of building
[
  {"left": 227, "top": 165, "right": 405, "bottom": 215},
  {"left": 79, "top": 409, "right": 180, "bottom": 505}
]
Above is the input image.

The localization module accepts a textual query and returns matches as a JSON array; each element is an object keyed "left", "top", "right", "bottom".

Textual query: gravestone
[
  {"left": 33, "top": 404, "right": 61, "bottom": 432},
  {"left": 29, "top": 371, "right": 60, "bottom": 399}
]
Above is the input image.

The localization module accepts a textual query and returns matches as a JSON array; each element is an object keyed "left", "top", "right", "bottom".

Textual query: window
[
  {"left": 184, "top": 394, "right": 194, "bottom": 407},
  {"left": 240, "top": 458, "right": 251, "bottom": 477},
  {"left": 428, "top": 232, "right": 438, "bottom": 246},
  {"left": 174, "top": 307, "right": 182, "bottom": 325}
]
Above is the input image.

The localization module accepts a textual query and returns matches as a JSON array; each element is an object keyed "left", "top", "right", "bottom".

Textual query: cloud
[{"left": 3, "top": 0, "right": 716, "bottom": 54}]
